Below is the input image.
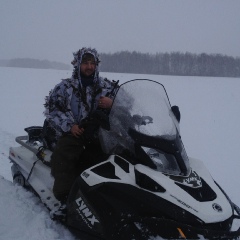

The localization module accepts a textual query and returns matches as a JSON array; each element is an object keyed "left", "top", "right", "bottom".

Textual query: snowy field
[{"left": 0, "top": 66, "right": 240, "bottom": 239}]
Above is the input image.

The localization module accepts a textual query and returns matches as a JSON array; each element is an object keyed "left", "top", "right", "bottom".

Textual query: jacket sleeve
[
  {"left": 100, "top": 78, "right": 119, "bottom": 98},
  {"left": 45, "top": 82, "right": 76, "bottom": 133}
]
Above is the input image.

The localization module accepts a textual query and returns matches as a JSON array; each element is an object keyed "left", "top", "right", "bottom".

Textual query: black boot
[{"left": 50, "top": 196, "right": 67, "bottom": 222}]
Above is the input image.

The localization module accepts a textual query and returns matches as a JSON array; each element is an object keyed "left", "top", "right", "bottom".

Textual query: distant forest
[
  {"left": 1, "top": 51, "right": 240, "bottom": 77},
  {"left": 100, "top": 51, "right": 240, "bottom": 78},
  {"left": 0, "top": 58, "right": 70, "bottom": 70}
]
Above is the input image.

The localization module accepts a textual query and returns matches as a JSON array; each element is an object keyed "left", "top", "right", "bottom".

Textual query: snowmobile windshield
[{"left": 99, "top": 79, "right": 190, "bottom": 176}]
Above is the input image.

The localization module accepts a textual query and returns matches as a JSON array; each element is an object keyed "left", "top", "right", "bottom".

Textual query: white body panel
[
  {"left": 9, "top": 145, "right": 60, "bottom": 211},
  {"left": 81, "top": 155, "right": 232, "bottom": 224}
]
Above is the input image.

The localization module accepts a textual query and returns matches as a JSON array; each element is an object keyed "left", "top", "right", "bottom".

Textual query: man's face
[{"left": 80, "top": 60, "right": 96, "bottom": 77}]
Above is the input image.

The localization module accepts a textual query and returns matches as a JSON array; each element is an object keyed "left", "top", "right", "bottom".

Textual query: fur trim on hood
[{"left": 71, "top": 47, "right": 100, "bottom": 85}]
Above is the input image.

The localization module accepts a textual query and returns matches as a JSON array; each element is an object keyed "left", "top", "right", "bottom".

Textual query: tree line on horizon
[
  {"left": 0, "top": 58, "right": 70, "bottom": 70},
  {"left": 100, "top": 51, "right": 240, "bottom": 78},
  {"left": 1, "top": 51, "right": 239, "bottom": 77}
]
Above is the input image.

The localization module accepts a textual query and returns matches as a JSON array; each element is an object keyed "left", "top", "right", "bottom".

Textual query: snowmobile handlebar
[
  {"left": 79, "top": 110, "right": 110, "bottom": 130},
  {"left": 132, "top": 114, "right": 153, "bottom": 126}
]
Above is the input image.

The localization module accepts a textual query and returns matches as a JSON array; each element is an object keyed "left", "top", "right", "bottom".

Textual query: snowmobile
[{"left": 9, "top": 79, "right": 240, "bottom": 239}]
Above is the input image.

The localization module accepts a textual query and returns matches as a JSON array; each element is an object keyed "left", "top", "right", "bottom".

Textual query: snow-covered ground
[{"left": 0, "top": 66, "right": 240, "bottom": 239}]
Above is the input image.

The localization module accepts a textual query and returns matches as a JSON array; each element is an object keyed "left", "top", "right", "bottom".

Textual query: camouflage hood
[{"left": 71, "top": 47, "right": 101, "bottom": 88}]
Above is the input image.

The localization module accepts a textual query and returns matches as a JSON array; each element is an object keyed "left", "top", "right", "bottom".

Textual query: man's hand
[
  {"left": 71, "top": 125, "right": 84, "bottom": 137},
  {"left": 98, "top": 96, "right": 113, "bottom": 109}
]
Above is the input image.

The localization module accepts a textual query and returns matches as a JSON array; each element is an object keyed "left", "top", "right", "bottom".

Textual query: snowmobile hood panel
[
  {"left": 81, "top": 155, "right": 233, "bottom": 224},
  {"left": 135, "top": 159, "right": 233, "bottom": 224},
  {"left": 81, "top": 155, "right": 136, "bottom": 187}
]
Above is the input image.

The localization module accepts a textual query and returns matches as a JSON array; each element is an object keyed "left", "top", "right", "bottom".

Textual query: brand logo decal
[
  {"left": 75, "top": 197, "right": 99, "bottom": 228},
  {"left": 212, "top": 203, "right": 223, "bottom": 212},
  {"left": 183, "top": 171, "right": 202, "bottom": 187},
  {"left": 82, "top": 171, "right": 90, "bottom": 178},
  {"left": 170, "top": 194, "right": 198, "bottom": 213},
  {"left": 170, "top": 170, "right": 202, "bottom": 188}
]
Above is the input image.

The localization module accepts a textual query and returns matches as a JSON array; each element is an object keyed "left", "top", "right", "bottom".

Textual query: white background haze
[
  {"left": 1, "top": 0, "right": 240, "bottom": 64},
  {"left": 0, "top": 66, "right": 240, "bottom": 239},
  {"left": 1, "top": 1, "right": 240, "bottom": 238}
]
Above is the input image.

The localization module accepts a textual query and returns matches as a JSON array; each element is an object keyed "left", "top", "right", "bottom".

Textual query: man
[{"left": 44, "top": 47, "right": 117, "bottom": 219}]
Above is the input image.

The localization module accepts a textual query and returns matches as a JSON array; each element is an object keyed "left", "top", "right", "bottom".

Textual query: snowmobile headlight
[{"left": 141, "top": 146, "right": 182, "bottom": 176}]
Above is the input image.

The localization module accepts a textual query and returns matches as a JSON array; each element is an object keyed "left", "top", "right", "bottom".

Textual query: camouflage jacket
[
  {"left": 44, "top": 77, "right": 115, "bottom": 140},
  {"left": 43, "top": 48, "right": 116, "bottom": 148}
]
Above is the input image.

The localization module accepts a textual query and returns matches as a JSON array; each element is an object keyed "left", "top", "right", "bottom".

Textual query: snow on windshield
[
  {"left": 113, "top": 80, "right": 176, "bottom": 138},
  {"left": 99, "top": 80, "right": 177, "bottom": 155}
]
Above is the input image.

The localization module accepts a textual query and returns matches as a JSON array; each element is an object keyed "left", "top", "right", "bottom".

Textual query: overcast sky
[{"left": 1, "top": 0, "right": 240, "bottom": 64}]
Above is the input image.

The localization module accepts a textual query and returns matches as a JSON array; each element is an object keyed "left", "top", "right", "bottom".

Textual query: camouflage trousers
[{"left": 51, "top": 134, "right": 85, "bottom": 202}]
